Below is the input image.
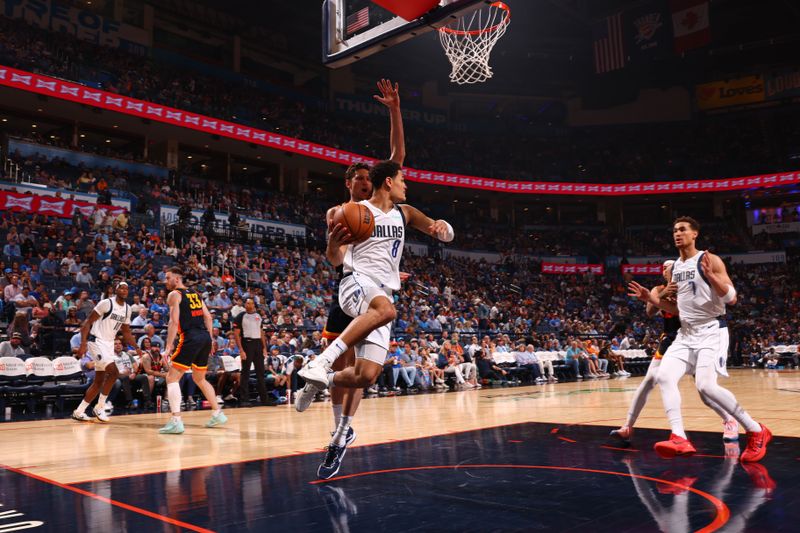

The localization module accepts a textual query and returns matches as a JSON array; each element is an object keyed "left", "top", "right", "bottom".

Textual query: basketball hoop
[{"left": 438, "top": 1, "right": 510, "bottom": 85}]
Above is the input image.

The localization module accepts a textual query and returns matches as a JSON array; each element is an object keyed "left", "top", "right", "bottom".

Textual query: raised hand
[
  {"left": 627, "top": 281, "right": 652, "bottom": 303},
  {"left": 373, "top": 78, "right": 400, "bottom": 109}
]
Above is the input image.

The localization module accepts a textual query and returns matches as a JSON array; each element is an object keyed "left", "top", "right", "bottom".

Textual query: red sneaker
[
  {"left": 654, "top": 434, "right": 697, "bottom": 458},
  {"left": 740, "top": 463, "right": 776, "bottom": 496},
  {"left": 740, "top": 423, "right": 772, "bottom": 463}
]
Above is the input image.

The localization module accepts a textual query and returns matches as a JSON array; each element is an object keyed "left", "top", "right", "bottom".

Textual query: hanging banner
[
  {"left": 622, "top": 264, "right": 663, "bottom": 275},
  {"left": 0, "top": 190, "right": 124, "bottom": 218},
  {"left": 2, "top": 65, "right": 799, "bottom": 196},
  {"left": 159, "top": 205, "right": 306, "bottom": 238},
  {"left": 542, "top": 263, "right": 604, "bottom": 275},
  {"left": 695, "top": 75, "right": 765, "bottom": 110}
]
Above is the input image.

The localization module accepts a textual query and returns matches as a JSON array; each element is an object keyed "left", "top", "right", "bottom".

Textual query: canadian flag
[{"left": 671, "top": 0, "right": 710, "bottom": 53}]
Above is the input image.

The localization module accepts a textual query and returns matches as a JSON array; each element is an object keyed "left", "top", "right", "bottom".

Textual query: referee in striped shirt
[{"left": 234, "top": 298, "right": 270, "bottom": 406}]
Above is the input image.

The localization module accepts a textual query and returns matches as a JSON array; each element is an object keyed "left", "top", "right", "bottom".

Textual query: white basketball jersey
[
  {"left": 90, "top": 298, "right": 132, "bottom": 342},
  {"left": 671, "top": 251, "right": 725, "bottom": 326},
  {"left": 343, "top": 201, "right": 405, "bottom": 291}
]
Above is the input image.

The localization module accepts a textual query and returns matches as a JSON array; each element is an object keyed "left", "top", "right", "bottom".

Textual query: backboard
[{"left": 323, "top": 0, "right": 488, "bottom": 68}]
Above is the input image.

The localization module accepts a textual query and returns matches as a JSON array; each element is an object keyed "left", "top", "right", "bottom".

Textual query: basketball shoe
[
  {"left": 296, "top": 361, "right": 332, "bottom": 412},
  {"left": 740, "top": 424, "right": 772, "bottom": 463},
  {"left": 158, "top": 417, "right": 185, "bottom": 434},
  {"left": 654, "top": 434, "right": 696, "bottom": 458},
  {"left": 722, "top": 419, "right": 739, "bottom": 442},
  {"left": 205, "top": 411, "right": 228, "bottom": 428},
  {"left": 93, "top": 405, "right": 110, "bottom": 423},
  {"left": 318, "top": 442, "right": 349, "bottom": 480},
  {"left": 71, "top": 410, "right": 92, "bottom": 422}
]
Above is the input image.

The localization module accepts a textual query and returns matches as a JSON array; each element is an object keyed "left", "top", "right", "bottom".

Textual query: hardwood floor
[{"left": 0, "top": 368, "right": 796, "bottom": 485}]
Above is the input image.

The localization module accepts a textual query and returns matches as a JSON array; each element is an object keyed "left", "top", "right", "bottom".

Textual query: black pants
[{"left": 239, "top": 340, "right": 267, "bottom": 404}]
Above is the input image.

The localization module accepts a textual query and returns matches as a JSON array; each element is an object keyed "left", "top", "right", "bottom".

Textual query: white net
[{"left": 438, "top": 2, "right": 510, "bottom": 85}]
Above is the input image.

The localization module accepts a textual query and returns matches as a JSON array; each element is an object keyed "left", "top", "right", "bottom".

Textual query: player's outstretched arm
[
  {"left": 702, "top": 253, "right": 737, "bottom": 305},
  {"left": 400, "top": 204, "right": 454, "bottom": 242},
  {"left": 374, "top": 79, "right": 405, "bottom": 166}
]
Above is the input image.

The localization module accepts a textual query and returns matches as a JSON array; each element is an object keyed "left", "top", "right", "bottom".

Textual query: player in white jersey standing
[
  {"left": 73, "top": 281, "right": 140, "bottom": 422},
  {"left": 296, "top": 159, "right": 455, "bottom": 479},
  {"left": 628, "top": 217, "right": 771, "bottom": 462}
]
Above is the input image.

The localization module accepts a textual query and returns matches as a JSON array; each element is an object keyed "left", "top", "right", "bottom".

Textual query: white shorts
[
  {"left": 338, "top": 272, "right": 393, "bottom": 363},
  {"left": 662, "top": 319, "right": 729, "bottom": 377},
  {"left": 87, "top": 338, "right": 115, "bottom": 371}
]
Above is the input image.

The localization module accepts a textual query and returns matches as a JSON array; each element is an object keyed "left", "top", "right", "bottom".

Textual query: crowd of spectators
[
  {"left": 2, "top": 15, "right": 800, "bottom": 185},
  {"left": 0, "top": 188, "right": 797, "bottom": 413}
]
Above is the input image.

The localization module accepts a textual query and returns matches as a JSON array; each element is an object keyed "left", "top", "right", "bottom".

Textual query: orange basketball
[{"left": 333, "top": 202, "right": 374, "bottom": 244}]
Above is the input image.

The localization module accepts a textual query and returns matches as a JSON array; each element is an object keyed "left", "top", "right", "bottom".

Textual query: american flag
[
  {"left": 592, "top": 12, "right": 626, "bottom": 73},
  {"left": 346, "top": 6, "right": 370, "bottom": 35}
]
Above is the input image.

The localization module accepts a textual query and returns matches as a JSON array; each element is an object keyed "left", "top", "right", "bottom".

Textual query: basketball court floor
[{"left": 0, "top": 369, "right": 797, "bottom": 532}]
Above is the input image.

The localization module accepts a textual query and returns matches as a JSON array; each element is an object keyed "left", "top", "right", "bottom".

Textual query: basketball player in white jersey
[
  {"left": 323, "top": 79, "right": 406, "bottom": 449},
  {"left": 296, "top": 159, "right": 454, "bottom": 478},
  {"left": 628, "top": 217, "right": 771, "bottom": 462},
  {"left": 73, "top": 281, "right": 140, "bottom": 422},
  {"left": 612, "top": 260, "right": 738, "bottom": 446}
]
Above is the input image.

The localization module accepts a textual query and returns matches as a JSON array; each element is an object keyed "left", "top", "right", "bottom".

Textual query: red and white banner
[
  {"left": 622, "top": 264, "right": 663, "bottom": 275},
  {"left": 2, "top": 65, "right": 799, "bottom": 197},
  {"left": 0, "top": 190, "right": 124, "bottom": 219},
  {"left": 671, "top": 0, "right": 710, "bottom": 53},
  {"left": 542, "top": 263, "right": 605, "bottom": 275}
]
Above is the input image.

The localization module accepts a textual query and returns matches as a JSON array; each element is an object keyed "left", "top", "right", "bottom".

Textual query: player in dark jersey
[
  {"left": 159, "top": 266, "right": 227, "bottom": 434},
  {"left": 610, "top": 260, "right": 737, "bottom": 445},
  {"left": 321, "top": 79, "right": 406, "bottom": 441}
]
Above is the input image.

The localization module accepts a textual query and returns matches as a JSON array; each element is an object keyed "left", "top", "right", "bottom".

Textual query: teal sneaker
[
  {"left": 205, "top": 411, "right": 228, "bottom": 428},
  {"left": 158, "top": 418, "right": 185, "bottom": 434}
]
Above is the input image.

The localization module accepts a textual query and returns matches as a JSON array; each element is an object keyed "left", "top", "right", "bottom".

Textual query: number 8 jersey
[
  {"left": 343, "top": 201, "right": 405, "bottom": 292},
  {"left": 178, "top": 288, "right": 207, "bottom": 332}
]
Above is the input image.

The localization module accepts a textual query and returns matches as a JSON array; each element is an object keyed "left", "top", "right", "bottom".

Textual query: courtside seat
[
  {"left": 0, "top": 357, "right": 36, "bottom": 411},
  {"left": 52, "top": 356, "right": 88, "bottom": 411}
]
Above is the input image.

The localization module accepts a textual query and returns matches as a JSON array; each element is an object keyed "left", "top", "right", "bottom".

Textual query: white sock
[
  {"left": 331, "top": 415, "right": 352, "bottom": 447},
  {"left": 97, "top": 394, "right": 108, "bottom": 410},
  {"left": 167, "top": 381, "right": 182, "bottom": 416},
  {"left": 213, "top": 408, "right": 222, "bottom": 417},
  {"left": 332, "top": 404, "right": 343, "bottom": 428},
  {"left": 318, "top": 339, "right": 348, "bottom": 366},
  {"left": 76, "top": 400, "right": 90, "bottom": 414}
]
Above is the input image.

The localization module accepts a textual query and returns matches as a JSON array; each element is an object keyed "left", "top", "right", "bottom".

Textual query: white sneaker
[
  {"left": 294, "top": 383, "right": 321, "bottom": 412},
  {"left": 298, "top": 360, "right": 331, "bottom": 391},
  {"left": 216, "top": 395, "right": 224, "bottom": 404},
  {"left": 224, "top": 394, "right": 236, "bottom": 401},
  {"left": 72, "top": 410, "right": 92, "bottom": 422},
  {"left": 93, "top": 405, "right": 110, "bottom": 423}
]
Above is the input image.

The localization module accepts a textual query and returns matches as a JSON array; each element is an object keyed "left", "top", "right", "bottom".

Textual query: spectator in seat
[
  {"left": 565, "top": 340, "right": 589, "bottom": 380},
  {"left": 54, "top": 290, "right": 76, "bottom": 313},
  {"left": 513, "top": 344, "right": 544, "bottom": 383},
  {"left": 137, "top": 324, "right": 164, "bottom": 350},
  {"left": 39, "top": 252, "right": 59, "bottom": 276},
  {"left": 140, "top": 340, "right": 167, "bottom": 407},
  {"left": 131, "top": 308, "right": 149, "bottom": 329},
  {"left": 0, "top": 332, "right": 26, "bottom": 358},
  {"left": 476, "top": 348, "right": 509, "bottom": 384},
  {"left": 113, "top": 338, "right": 148, "bottom": 408},
  {"left": 75, "top": 264, "right": 94, "bottom": 286},
  {"left": 7, "top": 312, "right": 33, "bottom": 349}
]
